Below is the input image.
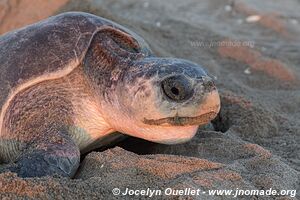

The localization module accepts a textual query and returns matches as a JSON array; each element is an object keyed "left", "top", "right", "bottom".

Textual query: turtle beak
[
  {"left": 194, "top": 88, "right": 220, "bottom": 123},
  {"left": 143, "top": 91, "right": 220, "bottom": 126}
]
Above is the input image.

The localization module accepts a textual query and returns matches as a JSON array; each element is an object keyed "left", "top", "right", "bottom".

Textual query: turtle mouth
[{"left": 143, "top": 111, "right": 218, "bottom": 126}]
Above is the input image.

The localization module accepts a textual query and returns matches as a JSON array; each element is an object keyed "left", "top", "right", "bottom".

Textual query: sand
[{"left": 0, "top": 0, "right": 299, "bottom": 199}]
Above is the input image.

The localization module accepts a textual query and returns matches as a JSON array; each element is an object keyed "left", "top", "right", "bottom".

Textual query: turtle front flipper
[{"left": 1, "top": 128, "right": 80, "bottom": 178}]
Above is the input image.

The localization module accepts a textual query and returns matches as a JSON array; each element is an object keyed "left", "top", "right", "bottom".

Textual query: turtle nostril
[
  {"left": 203, "top": 78, "right": 216, "bottom": 92},
  {"left": 161, "top": 75, "right": 193, "bottom": 102}
]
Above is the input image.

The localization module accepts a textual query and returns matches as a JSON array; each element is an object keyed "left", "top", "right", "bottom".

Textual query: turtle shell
[{"left": 0, "top": 12, "right": 152, "bottom": 116}]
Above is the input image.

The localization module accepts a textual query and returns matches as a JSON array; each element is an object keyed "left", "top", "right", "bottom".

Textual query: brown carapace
[{"left": 0, "top": 12, "right": 220, "bottom": 177}]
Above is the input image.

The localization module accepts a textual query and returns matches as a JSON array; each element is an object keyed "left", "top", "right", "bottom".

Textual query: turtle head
[
  {"left": 84, "top": 28, "right": 220, "bottom": 144},
  {"left": 108, "top": 57, "right": 220, "bottom": 144}
]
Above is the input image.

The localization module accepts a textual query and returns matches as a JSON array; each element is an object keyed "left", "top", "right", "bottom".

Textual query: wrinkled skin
[{"left": 0, "top": 12, "right": 220, "bottom": 178}]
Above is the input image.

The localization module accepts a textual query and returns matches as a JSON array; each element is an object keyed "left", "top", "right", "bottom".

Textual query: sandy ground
[{"left": 0, "top": 0, "right": 299, "bottom": 199}]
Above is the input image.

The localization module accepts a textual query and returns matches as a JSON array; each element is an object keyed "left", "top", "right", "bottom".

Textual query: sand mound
[{"left": 0, "top": 145, "right": 298, "bottom": 199}]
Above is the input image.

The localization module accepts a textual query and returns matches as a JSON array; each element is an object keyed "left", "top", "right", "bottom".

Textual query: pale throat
[
  {"left": 70, "top": 96, "right": 115, "bottom": 150},
  {"left": 107, "top": 110, "right": 199, "bottom": 144}
]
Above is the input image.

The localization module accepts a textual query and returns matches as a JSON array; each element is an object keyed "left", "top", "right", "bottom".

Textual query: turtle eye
[{"left": 161, "top": 75, "right": 194, "bottom": 102}]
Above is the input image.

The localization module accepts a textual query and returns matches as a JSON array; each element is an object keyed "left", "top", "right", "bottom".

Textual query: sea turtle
[{"left": 0, "top": 12, "right": 220, "bottom": 178}]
